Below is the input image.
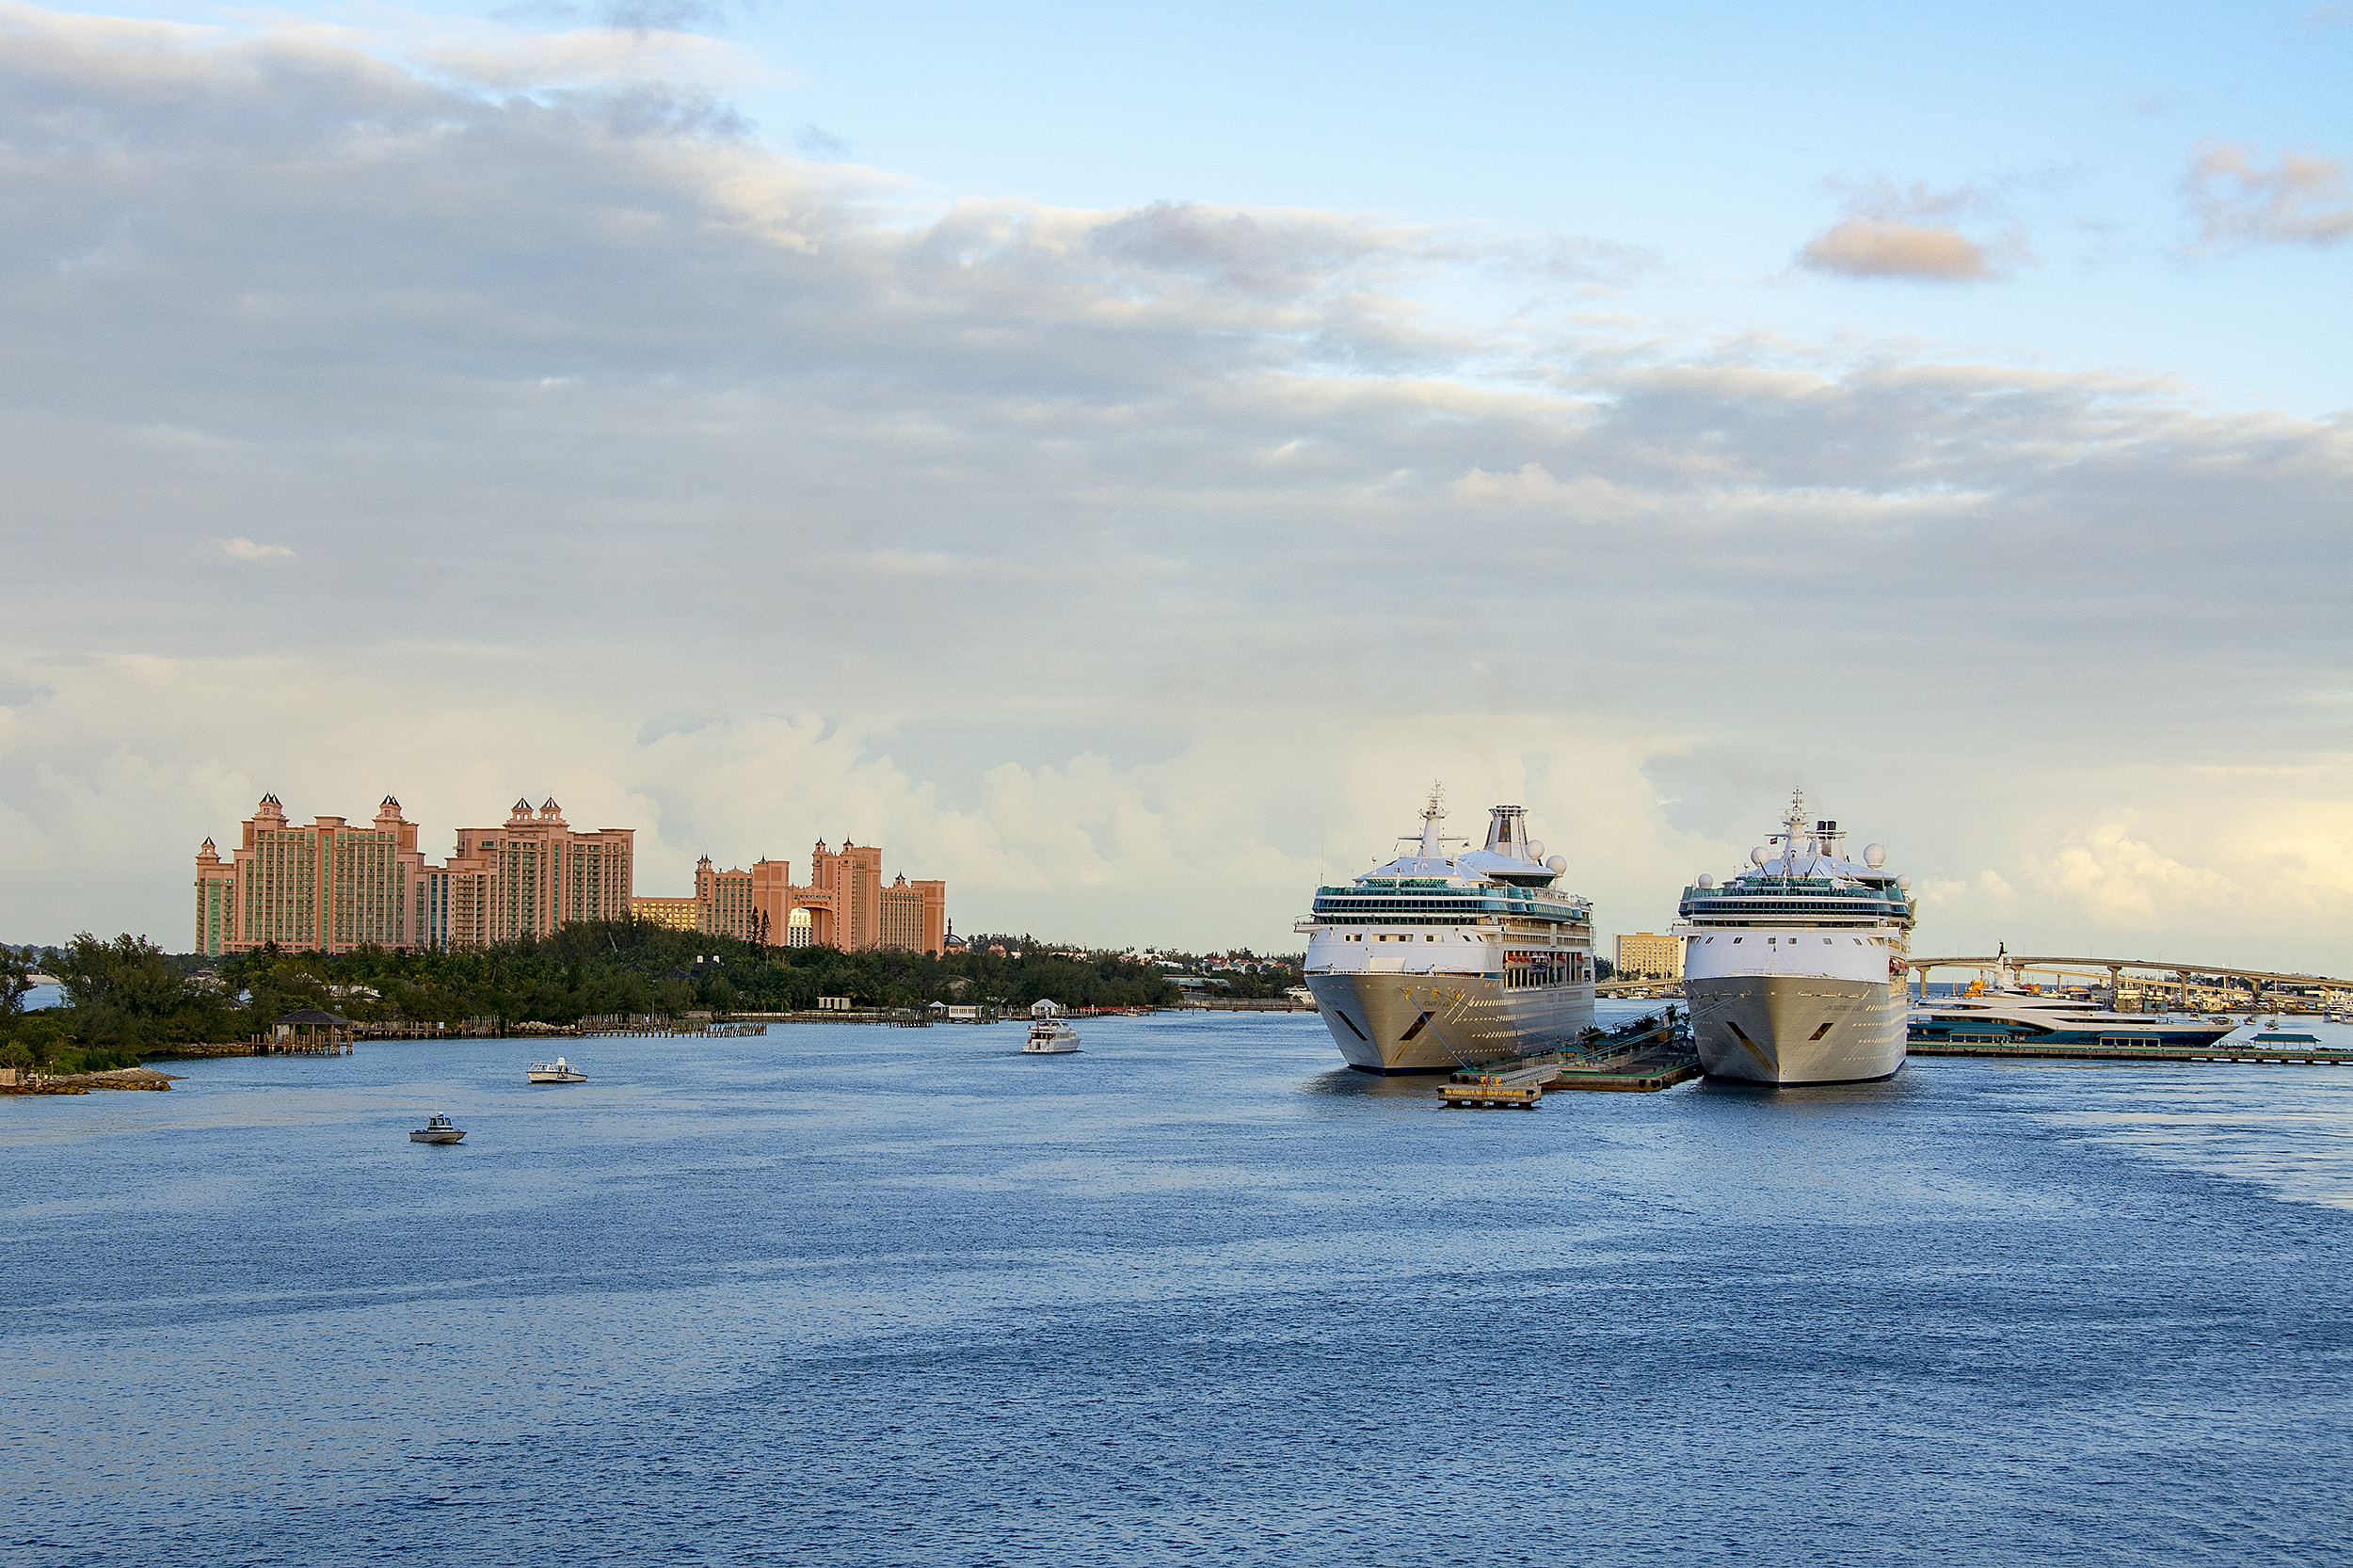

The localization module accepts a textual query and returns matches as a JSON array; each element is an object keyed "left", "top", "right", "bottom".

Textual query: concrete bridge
[{"left": 1911, "top": 954, "right": 2352, "bottom": 1012}]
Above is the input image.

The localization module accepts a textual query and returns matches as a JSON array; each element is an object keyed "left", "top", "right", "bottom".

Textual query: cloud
[
  {"left": 214, "top": 537, "right": 294, "bottom": 560},
  {"left": 1801, "top": 216, "right": 1993, "bottom": 279},
  {"left": 1798, "top": 177, "right": 2021, "bottom": 280},
  {"left": 2185, "top": 140, "right": 2353, "bottom": 248},
  {"left": 792, "top": 121, "right": 851, "bottom": 159},
  {"left": 0, "top": 5, "right": 2346, "bottom": 968}
]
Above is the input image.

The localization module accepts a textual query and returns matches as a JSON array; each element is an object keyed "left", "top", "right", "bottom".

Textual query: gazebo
[{"left": 269, "top": 1008, "right": 355, "bottom": 1051}]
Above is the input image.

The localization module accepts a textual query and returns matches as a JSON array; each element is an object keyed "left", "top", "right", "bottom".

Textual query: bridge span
[{"left": 1911, "top": 954, "right": 2352, "bottom": 1011}]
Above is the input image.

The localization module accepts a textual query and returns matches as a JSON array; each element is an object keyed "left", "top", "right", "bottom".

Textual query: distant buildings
[
  {"left": 196, "top": 792, "right": 633, "bottom": 956},
  {"left": 425, "top": 799, "right": 633, "bottom": 948},
  {"left": 649, "top": 839, "right": 946, "bottom": 955},
  {"left": 196, "top": 794, "right": 431, "bottom": 956},
  {"left": 1614, "top": 931, "right": 1682, "bottom": 981},
  {"left": 632, "top": 896, "right": 699, "bottom": 932},
  {"left": 196, "top": 793, "right": 946, "bottom": 957}
]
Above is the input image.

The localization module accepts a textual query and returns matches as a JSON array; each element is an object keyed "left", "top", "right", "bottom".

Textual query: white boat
[
  {"left": 526, "top": 1057, "right": 588, "bottom": 1084},
  {"left": 1299, "top": 790, "right": 1596, "bottom": 1074},
  {"left": 1676, "top": 792, "right": 1915, "bottom": 1085},
  {"left": 409, "top": 1113, "right": 465, "bottom": 1144},
  {"left": 1023, "top": 1020, "right": 1080, "bottom": 1054},
  {"left": 1910, "top": 984, "right": 2237, "bottom": 1049}
]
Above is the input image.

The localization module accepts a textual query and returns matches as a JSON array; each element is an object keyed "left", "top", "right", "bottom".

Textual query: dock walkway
[{"left": 1911, "top": 1035, "right": 2353, "bottom": 1066}]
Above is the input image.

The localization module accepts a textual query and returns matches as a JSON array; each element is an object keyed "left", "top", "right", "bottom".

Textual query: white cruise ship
[
  {"left": 1674, "top": 792, "right": 1915, "bottom": 1084},
  {"left": 1300, "top": 792, "right": 1596, "bottom": 1073}
]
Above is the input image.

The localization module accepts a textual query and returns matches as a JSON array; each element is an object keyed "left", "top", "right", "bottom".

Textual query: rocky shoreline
[{"left": 1, "top": 1067, "right": 184, "bottom": 1096}]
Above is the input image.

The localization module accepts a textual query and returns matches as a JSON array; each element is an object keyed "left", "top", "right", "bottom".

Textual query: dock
[
  {"left": 1910, "top": 1034, "right": 2353, "bottom": 1066},
  {"left": 1439, "top": 1017, "right": 1705, "bottom": 1106}
]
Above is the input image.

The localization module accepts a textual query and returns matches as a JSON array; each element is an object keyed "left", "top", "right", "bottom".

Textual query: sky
[{"left": 0, "top": 0, "right": 2347, "bottom": 968}]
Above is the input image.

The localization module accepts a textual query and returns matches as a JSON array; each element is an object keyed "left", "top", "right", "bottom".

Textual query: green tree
[{"left": 0, "top": 946, "right": 32, "bottom": 1022}]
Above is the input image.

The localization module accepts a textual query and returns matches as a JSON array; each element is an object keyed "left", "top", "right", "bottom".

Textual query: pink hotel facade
[
  {"left": 195, "top": 794, "right": 948, "bottom": 958},
  {"left": 194, "top": 794, "right": 632, "bottom": 956}
]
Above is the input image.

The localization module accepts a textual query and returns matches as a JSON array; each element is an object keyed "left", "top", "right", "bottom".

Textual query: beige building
[
  {"left": 1614, "top": 931, "right": 1683, "bottom": 981},
  {"left": 686, "top": 838, "right": 946, "bottom": 955},
  {"left": 632, "top": 896, "right": 699, "bottom": 931}
]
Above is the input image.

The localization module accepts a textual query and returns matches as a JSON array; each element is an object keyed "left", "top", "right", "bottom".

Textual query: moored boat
[{"left": 526, "top": 1057, "right": 588, "bottom": 1084}]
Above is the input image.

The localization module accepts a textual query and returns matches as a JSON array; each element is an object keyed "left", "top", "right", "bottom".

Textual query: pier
[
  {"left": 1439, "top": 1016, "right": 1704, "bottom": 1106},
  {"left": 1912, "top": 1034, "right": 2353, "bottom": 1067}
]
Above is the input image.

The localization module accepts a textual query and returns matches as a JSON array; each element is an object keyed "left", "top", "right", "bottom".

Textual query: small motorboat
[
  {"left": 526, "top": 1057, "right": 588, "bottom": 1084},
  {"left": 409, "top": 1113, "right": 465, "bottom": 1144},
  {"left": 1023, "top": 1019, "right": 1080, "bottom": 1055}
]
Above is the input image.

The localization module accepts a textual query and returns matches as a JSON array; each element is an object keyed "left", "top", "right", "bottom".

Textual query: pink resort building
[
  {"left": 642, "top": 839, "right": 945, "bottom": 955},
  {"left": 196, "top": 794, "right": 634, "bottom": 955}
]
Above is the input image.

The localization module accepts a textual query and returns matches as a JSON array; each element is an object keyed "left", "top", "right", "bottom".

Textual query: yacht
[
  {"left": 1023, "top": 1019, "right": 1080, "bottom": 1054},
  {"left": 526, "top": 1057, "right": 588, "bottom": 1084},
  {"left": 1910, "top": 973, "right": 2236, "bottom": 1050},
  {"left": 409, "top": 1113, "right": 465, "bottom": 1144},
  {"left": 1676, "top": 792, "right": 1915, "bottom": 1084},
  {"left": 1300, "top": 791, "right": 1595, "bottom": 1073}
]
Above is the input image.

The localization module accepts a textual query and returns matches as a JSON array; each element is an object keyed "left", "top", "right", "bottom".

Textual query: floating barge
[{"left": 1439, "top": 1017, "right": 1704, "bottom": 1106}]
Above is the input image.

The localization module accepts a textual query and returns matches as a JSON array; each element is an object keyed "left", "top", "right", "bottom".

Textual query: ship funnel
[{"left": 1482, "top": 805, "right": 1530, "bottom": 858}]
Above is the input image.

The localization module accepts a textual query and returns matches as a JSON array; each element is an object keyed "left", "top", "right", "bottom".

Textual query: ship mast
[{"left": 1774, "top": 788, "right": 1808, "bottom": 877}]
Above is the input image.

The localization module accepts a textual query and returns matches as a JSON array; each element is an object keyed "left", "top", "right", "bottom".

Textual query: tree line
[{"left": 0, "top": 923, "right": 1181, "bottom": 1072}]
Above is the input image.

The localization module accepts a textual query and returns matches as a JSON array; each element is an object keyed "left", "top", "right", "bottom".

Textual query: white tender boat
[
  {"left": 1023, "top": 1020, "right": 1080, "bottom": 1054},
  {"left": 409, "top": 1113, "right": 465, "bottom": 1144},
  {"left": 526, "top": 1057, "right": 588, "bottom": 1084}
]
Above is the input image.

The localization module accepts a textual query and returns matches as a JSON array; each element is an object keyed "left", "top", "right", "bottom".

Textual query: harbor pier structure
[{"left": 1909, "top": 954, "right": 2353, "bottom": 1016}]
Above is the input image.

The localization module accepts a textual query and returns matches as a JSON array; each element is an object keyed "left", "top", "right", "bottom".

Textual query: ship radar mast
[
  {"left": 1396, "top": 782, "right": 1465, "bottom": 860},
  {"left": 1417, "top": 782, "right": 1445, "bottom": 856}
]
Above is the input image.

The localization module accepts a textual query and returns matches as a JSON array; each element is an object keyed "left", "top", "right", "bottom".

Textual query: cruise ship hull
[
  {"left": 1685, "top": 975, "right": 1905, "bottom": 1085},
  {"left": 1307, "top": 973, "right": 1594, "bottom": 1074}
]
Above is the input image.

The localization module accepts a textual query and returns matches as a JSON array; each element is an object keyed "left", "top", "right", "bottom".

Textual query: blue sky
[
  {"left": 520, "top": 0, "right": 2348, "bottom": 410},
  {"left": 0, "top": 0, "right": 2347, "bottom": 963}
]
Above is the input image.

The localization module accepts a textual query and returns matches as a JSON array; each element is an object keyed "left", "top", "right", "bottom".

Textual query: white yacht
[
  {"left": 1023, "top": 1019, "right": 1080, "bottom": 1054},
  {"left": 1300, "top": 791, "right": 1596, "bottom": 1073},
  {"left": 526, "top": 1057, "right": 588, "bottom": 1084},
  {"left": 1675, "top": 792, "right": 1915, "bottom": 1085},
  {"left": 1909, "top": 964, "right": 2236, "bottom": 1050}
]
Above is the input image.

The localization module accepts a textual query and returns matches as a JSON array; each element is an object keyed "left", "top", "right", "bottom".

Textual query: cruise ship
[
  {"left": 1674, "top": 792, "right": 1915, "bottom": 1084},
  {"left": 1300, "top": 792, "right": 1595, "bottom": 1073}
]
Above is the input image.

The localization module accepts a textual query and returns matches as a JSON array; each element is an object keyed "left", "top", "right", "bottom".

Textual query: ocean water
[{"left": 6, "top": 1006, "right": 2351, "bottom": 1566}]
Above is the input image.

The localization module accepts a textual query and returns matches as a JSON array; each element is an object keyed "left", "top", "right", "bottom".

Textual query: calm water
[{"left": 7, "top": 1007, "right": 2351, "bottom": 1566}]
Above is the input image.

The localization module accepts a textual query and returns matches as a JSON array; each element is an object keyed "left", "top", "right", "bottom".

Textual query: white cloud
[
  {"left": 2185, "top": 140, "right": 2353, "bottom": 248},
  {"left": 214, "top": 537, "right": 294, "bottom": 560},
  {"left": 1801, "top": 217, "right": 1994, "bottom": 280},
  {"left": 0, "top": 5, "right": 2345, "bottom": 969},
  {"left": 1797, "top": 178, "right": 2023, "bottom": 281}
]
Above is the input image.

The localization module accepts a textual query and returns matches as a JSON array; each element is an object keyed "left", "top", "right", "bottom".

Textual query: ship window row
[
  {"left": 1321, "top": 916, "right": 1480, "bottom": 927},
  {"left": 1683, "top": 902, "right": 1901, "bottom": 916}
]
